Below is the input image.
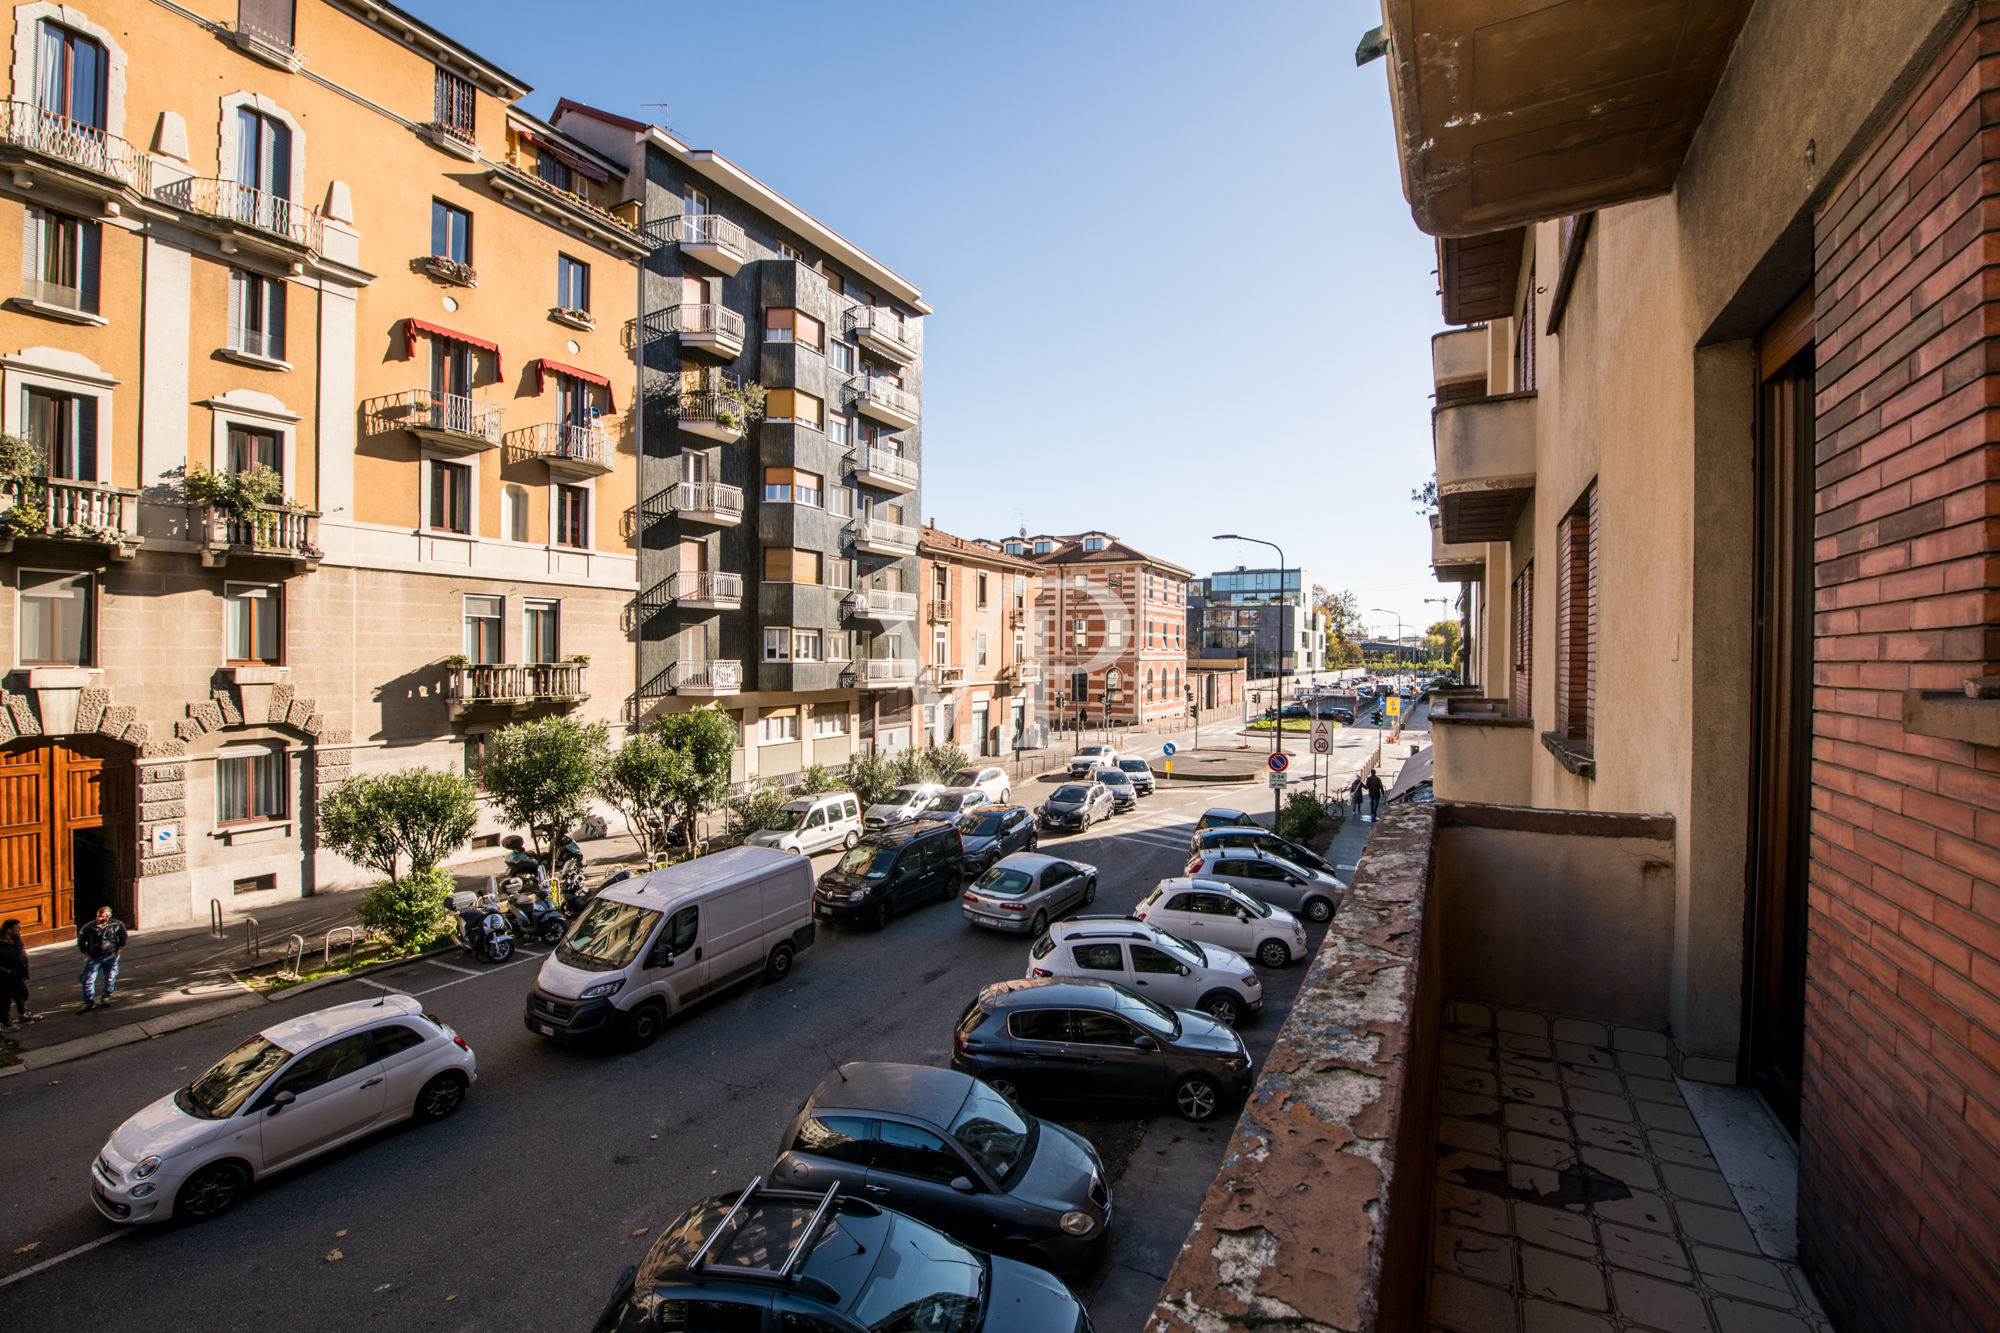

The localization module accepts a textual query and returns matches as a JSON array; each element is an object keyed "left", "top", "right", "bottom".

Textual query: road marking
[
  {"left": 426, "top": 960, "right": 484, "bottom": 977},
  {"left": 0, "top": 1232, "right": 123, "bottom": 1289},
  {"left": 354, "top": 978, "right": 403, "bottom": 993}
]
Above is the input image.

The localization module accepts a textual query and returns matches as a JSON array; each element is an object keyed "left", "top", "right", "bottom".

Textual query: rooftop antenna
[{"left": 642, "top": 102, "right": 673, "bottom": 134}]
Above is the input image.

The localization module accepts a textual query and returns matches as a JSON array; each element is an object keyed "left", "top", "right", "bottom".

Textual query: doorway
[
  {"left": 0, "top": 737, "right": 133, "bottom": 944},
  {"left": 1744, "top": 290, "right": 1814, "bottom": 1136}
]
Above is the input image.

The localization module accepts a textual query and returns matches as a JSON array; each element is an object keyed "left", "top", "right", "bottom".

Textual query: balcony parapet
[
  {"left": 0, "top": 479, "right": 141, "bottom": 560},
  {"left": 446, "top": 662, "right": 588, "bottom": 719},
  {"left": 1435, "top": 391, "right": 1536, "bottom": 545},
  {"left": 1430, "top": 513, "right": 1485, "bottom": 583},
  {"left": 0, "top": 101, "right": 148, "bottom": 195}
]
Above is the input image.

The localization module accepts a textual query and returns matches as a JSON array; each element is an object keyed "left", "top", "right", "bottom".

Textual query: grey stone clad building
[{"left": 556, "top": 103, "right": 931, "bottom": 780}]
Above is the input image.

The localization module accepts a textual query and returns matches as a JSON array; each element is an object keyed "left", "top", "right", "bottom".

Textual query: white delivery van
[
  {"left": 524, "top": 846, "right": 815, "bottom": 1049},
  {"left": 743, "top": 792, "right": 863, "bottom": 855}
]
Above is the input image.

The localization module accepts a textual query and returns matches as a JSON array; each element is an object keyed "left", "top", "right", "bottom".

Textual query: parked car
[
  {"left": 1189, "top": 825, "right": 1339, "bottom": 877},
  {"left": 949, "top": 766, "right": 1013, "bottom": 804},
  {"left": 771, "top": 1062, "right": 1113, "bottom": 1274},
  {"left": 959, "top": 805, "right": 1039, "bottom": 874},
  {"left": 928, "top": 786, "right": 997, "bottom": 827},
  {"left": 1264, "top": 703, "right": 1311, "bottom": 721},
  {"left": 952, "top": 977, "right": 1253, "bottom": 1122},
  {"left": 1185, "top": 847, "right": 1344, "bottom": 924},
  {"left": 92, "top": 995, "right": 474, "bottom": 1224},
  {"left": 1028, "top": 917, "right": 1261, "bottom": 1026},
  {"left": 814, "top": 820, "right": 967, "bottom": 931},
  {"left": 1134, "top": 878, "right": 1309, "bottom": 967},
  {"left": 1092, "top": 767, "right": 1139, "bottom": 812},
  {"left": 962, "top": 852, "right": 1097, "bottom": 935},
  {"left": 1038, "top": 782, "right": 1115, "bottom": 833},
  {"left": 527, "top": 846, "right": 817, "bottom": 1049},
  {"left": 1066, "top": 744, "right": 1118, "bottom": 778},
  {"left": 1115, "top": 757, "right": 1156, "bottom": 796},
  {"left": 744, "top": 791, "right": 863, "bottom": 855},
  {"left": 1330, "top": 707, "right": 1356, "bottom": 723},
  {"left": 864, "top": 782, "right": 946, "bottom": 831},
  {"left": 590, "top": 1178, "right": 1089, "bottom": 1332},
  {"left": 1193, "top": 808, "right": 1260, "bottom": 835}
]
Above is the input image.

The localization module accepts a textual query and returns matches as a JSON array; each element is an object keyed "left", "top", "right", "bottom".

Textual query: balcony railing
[
  {"left": 196, "top": 502, "right": 321, "bottom": 568},
  {"left": 849, "top": 588, "right": 918, "bottom": 620},
  {"left": 1007, "top": 660, "right": 1042, "bottom": 684},
  {"left": 935, "top": 665, "right": 966, "bottom": 687},
  {"left": 670, "top": 570, "right": 744, "bottom": 605},
  {"left": 861, "top": 658, "right": 918, "bottom": 685},
  {"left": 670, "top": 303, "right": 747, "bottom": 349},
  {"left": 421, "top": 255, "right": 478, "bottom": 287},
  {"left": 0, "top": 102, "right": 147, "bottom": 187},
  {"left": 524, "top": 421, "right": 613, "bottom": 478},
  {"left": 845, "top": 305, "right": 921, "bottom": 363},
  {"left": 641, "top": 659, "right": 742, "bottom": 699},
  {"left": 848, "top": 377, "right": 919, "bottom": 427},
  {"left": 0, "top": 479, "right": 141, "bottom": 557},
  {"left": 667, "top": 480, "right": 744, "bottom": 523},
  {"left": 377, "top": 390, "right": 503, "bottom": 451},
  {"left": 152, "top": 176, "right": 322, "bottom": 252},
  {"left": 673, "top": 389, "right": 750, "bottom": 440},
  {"left": 677, "top": 213, "right": 747, "bottom": 251},
  {"left": 446, "top": 662, "right": 589, "bottom": 718},
  {"left": 855, "top": 517, "right": 919, "bottom": 552},
  {"left": 928, "top": 599, "right": 952, "bottom": 622},
  {"left": 851, "top": 446, "right": 919, "bottom": 491}
]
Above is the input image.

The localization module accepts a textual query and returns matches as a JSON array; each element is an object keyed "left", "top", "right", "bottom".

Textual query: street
[{"left": 0, "top": 747, "right": 1364, "bottom": 1333}]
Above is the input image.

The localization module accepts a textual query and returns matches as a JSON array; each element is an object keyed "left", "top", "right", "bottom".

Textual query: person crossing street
[
  {"left": 1365, "top": 770, "right": 1385, "bottom": 819},
  {"left": 76, "top": 905, "right": 127, "bottom": 1012}
]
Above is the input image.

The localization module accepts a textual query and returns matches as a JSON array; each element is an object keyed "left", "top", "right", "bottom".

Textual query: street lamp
[
  {"left": 1216, "top": 533, "right": 1287, "bottom": 820},
  {"left": 1423, "top": 595, "right": 1452, "bottom": 681},
  {"left": 1371, "top": 608, "right": 1405, "bottom": 678}
]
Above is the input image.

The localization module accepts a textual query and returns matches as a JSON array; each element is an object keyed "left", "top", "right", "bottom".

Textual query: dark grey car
[
  {"left": 772, "top": 1062, "right": 1112, "bottom": 1274},
  {"left": 1189, "top": 825, "right": 1338, "bottom": 876},
  {"left": 960, "top": 805, "right": 1039, "bottom": 874},
  {"left": 1038, "top": 782, "right": 1113, "bottom": 832}
]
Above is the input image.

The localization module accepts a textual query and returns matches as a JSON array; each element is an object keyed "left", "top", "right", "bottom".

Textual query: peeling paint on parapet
[{"left": 1150, "top": 803, "right": 1439, "bottom": 1333}]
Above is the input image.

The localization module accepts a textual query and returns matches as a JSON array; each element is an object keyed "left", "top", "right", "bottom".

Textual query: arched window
[
  {"left": 501, "top": 484, "right": 528, "bottom": 542},
  {"left": 1145, "top": 668, "right": 1154, "bottom": 701}
]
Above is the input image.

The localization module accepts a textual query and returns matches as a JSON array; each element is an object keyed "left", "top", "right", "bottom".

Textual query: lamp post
[
  {"left": 1371, "top": 608, "right": 1405, "bottom": 681},
  {"left": 1216, "top": 533, "right": 1286, "bottom": 822}
]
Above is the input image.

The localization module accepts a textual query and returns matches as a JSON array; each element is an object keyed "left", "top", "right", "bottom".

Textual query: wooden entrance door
[{"left": 0, "top": 737, "right": 133, "bottom": 946}]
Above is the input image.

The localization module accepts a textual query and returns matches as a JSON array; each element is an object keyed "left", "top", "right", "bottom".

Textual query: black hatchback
[
  {"left": 952, "top": 977, "right": 1253, "bottom": 1122},
  {"left": 959, "top": 805, "right": 1038, "bottom": 874},
  {"left": 815, "top": 820, "right": 966, "bottom": 930}
]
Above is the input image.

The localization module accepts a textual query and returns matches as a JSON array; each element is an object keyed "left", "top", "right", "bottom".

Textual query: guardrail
[
  {"left": 670, "top": 303, "right": 747, "bottom": 340},
  {"left": 153, "top": 175, "right": 322, "bottom": 251},
  {"left": 668, "top": 480, "right": 745, "bottom": 518},
  {"left": 525, "top": 421, "right": 613, "bottom": 470},
  {"left": 380, "top": 389, "right": 504, "bottom": 444},
  {"left": 446, "top": 662, "right": 589, "bottom": 706},
  {"left": 0, "top": 101, "right": 147, "bottom": 186}
]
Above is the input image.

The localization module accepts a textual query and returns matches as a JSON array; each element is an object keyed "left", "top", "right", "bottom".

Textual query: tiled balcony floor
[{"left": 1427, "top": 1004, "right": 1830, "bottom": 1333}]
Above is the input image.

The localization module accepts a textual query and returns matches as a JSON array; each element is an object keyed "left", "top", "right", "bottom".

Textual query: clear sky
[{"left": 403, "top": 0, "right": 1451, "bottom": 640}]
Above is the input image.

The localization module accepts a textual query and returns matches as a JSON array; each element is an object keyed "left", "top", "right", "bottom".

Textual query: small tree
[
  {"left": 727, "top": 784, "right": 789, "bottom": 838},
  {"left": 794, "top": 762, "right": 837, "bottom": 794},
  {"left": 319, "top": 767, "right": 479, "bottom": 882},
  {"left": 653, "top": 707, "right": 736, "bottom": 855},
  {"left": 480, "top": 716, "right": 610, "bottom": 857},
  {"left": 599, "top": 731, "right": 684, "bottom": 862},
  {"left": 921, "top": 742, "right": 971, "bottom": 783},
  {"left": 1278, "top": 790, "right": 1324, "bottom": 844},
  {"left": 842, "top": 748, "right": 900, "bottom": 809},
  {"left": 355, "top": 866, "right": 456, "bottom": 953}
]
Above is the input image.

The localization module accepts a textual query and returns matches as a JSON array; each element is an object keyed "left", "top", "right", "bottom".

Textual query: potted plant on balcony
[
  {"left": 566, "top": 653, "right": 591, "bottom": 665},
  {"left": 442, "top": 654, "right": 471, "bottom": 670}
]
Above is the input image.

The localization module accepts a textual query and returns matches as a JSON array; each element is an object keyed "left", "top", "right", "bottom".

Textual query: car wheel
[
  {"left": 1198, "top": 991, "right": 1244, "bottom": 1027},
  {"left": 1029, "top": 910, "right": 1048, "bottom": 937},
  {"left": 844, "top": 831, "right": 859, "bottom": 849},
  {"left": 1082, "top": 876, "right": 1097, "bottom": 906},
  {"left": 621, "top": 1002, "right": 666, "bottom": 1050},
  {"left": 486, "top": 936, "right": 514, "bottom": 963},
  {"left": 986, "top": 1076, "right": 1022, "bottom": 1103},
  {"left": 764, "top": 943, "right": 795, "bottom": 983},
  {"left": 1257, "top": 939, "right": 1292, "bottom": 968},
  {"left": 1303, "top": 896, "right": 1335, "bottom": 924},
  {"left": 414, "top": 1070, "right": 469, "bottom": 1123},
  {"left": 869, "top": 900, "right": 890, "bottom": 932},
  {"left": 174, "top": 1161, "right": 249, "bottom": 1223},
  {"left": 1173, "top": 1075, "right": 1222, "bottom": 1123}
]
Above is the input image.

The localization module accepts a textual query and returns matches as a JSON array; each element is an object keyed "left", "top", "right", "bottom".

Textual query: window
[
  {"left": 1034, "top": 540, "right": 1052, "bottom": 555},
  {"left": 762, "top": 467, "right": 822, "bottom": 506},
  {"left": 1556, "top": 483, "right": 1597, "bottom": 753},
  {"left": 827, "top": 485, "right": 855, "bottom": 519},
  {"left": 19, "top": 571, "right": 91, "bottom": 666},
  {"left": 813, "top": 706, "right": 849, "bottom": 737},
  {"left": 525, "top": 599, "right": 558, "bottom": 663},
  {"left": 501, "top": 483, "right": 528, "bottom": 542},
  {"left": 825, "top": 630, "right": 851, "bottom": 662},
  {"left": 764, "top": 308, "right": 824, "bottom": 352},
  {"left": 463, "top": 733, "right": 487, "bottom": 786},
  {"left": 22, "top": 207, "right": 99, "bottom": 314},
  {"left": 1004, "top": 541, "right": 1022, "bottom": 556},
  {"left": 1009, "top": 1009, "right": 1068, "bottom": 1042},
  {"left": 535, "top": 150, "right": 572, "bottom": 193},
  {"left": 429, "top": 459, "right": 471, "bottom": 533},
  {"left": 235, "top": 108, "right": 291, "bottom": 201},
  {"left": 463, "top": 595, "right": 502, "bottom": 664},
  {"left": 431, "top": 200, "right": 471, "bottom": 264},
  {"left": 35, "top": 21, "right": 106, "bottom": 127},
  {"left": 763, "top": 628, "right": 788, "bottom": 662},
  {"left": 976, "top": 632, "right": 989, "bottom": 667},
  {"left": 555, "top": 485, "right": 589, "bottom": 547},
  {"left": 1515, "top": 259, "right": 1538, "bottom": 392},
  {"left": 1511, "top": 562, "right": 1533, "bottom": 717},
  {"left": 1072, "top": 944, "right": 1122, "bottom": 972},
  {"left": 762, "top": 548, "right": 821, "bottom": 584},
  {"left": 24, "top": 387, "right": 96, "bottom": 480},
  {"left": 826, "top": 410, "right": 851, "bottom": 446},
  {"left": 368, "top": 1024, "right": 424, "bottom": 1059},
  {"left": 763, "top": 388, "right": 822, "bottom": 429},
  {"left": 975, "top": 573, "right": 989, "bottom": 607},
  {"left": 238, "top": 0, "right": 295, "bottom": 47},
  {"left": 792, "top": 1115, "right": 872, "bottom": 1166},
  {"left": 683, "top": 186, "right": 708, "bottom": 217},
  {"left": 227, "top": 424, "right": 281, "bottom": 480},
  {"left": 224, "top": 583, "right": 281, "bottom": 665},
  {"left": 792, "top": 630, "right": 822, "bottom": 662},
  {"left": 1131, "top": 945, "right": 1181, "bottom": 975},
  {"left": 760, "top": 709, "right": 799, "bottom": 743},
  {"left": 434, "top": 67, "right": 475, "bottom": 136},
  {"left": 1084, "top": 537, "right": 1105, "bottom": 551},
  {"left": 217, "top": 749, "right": 286, "bottom": 824},
  {"left": 556, "top": 254, "right": 589, "bottom": 312},
  {"left": 932, "top": 626, "right": 949, "bottom": 666},
  {"left": 829, "top": 341, "right": 854, "bottom": 375},
  {"left": 1013, "top": 628, "right": 1025, "bottom": 663},
  {"left": 826, "top": 558, "right": 853, "bottom": 591},
  {"left": 776, "top": 239, "right": 804, "bottom": 262},
  {"left": 872, "top": 1121, "right": 961, "bottom": 1184}
]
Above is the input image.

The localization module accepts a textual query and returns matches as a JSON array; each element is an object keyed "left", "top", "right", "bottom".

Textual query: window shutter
[
  {"left": 266, "top": 278, "right": 286, "bottom": 361},
  {"left": 21, "top": 207, "right": 41, "bottom": 289},
  {"left": 227, "top": 269, "right": 243, "bottom": 348},
  {"left": 78, "top": 219, "right": 99, "bottom": 314},
  {"left": 76, "top": 395, "right": 97, "bottom": 481},
  {"left": 239, "top": 0, "right": 295, "bottom": 45}
]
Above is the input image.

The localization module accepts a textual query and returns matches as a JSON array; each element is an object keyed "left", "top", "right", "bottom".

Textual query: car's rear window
[{"left": 974, "top": 866, "right": 1034, "bottom": 897}]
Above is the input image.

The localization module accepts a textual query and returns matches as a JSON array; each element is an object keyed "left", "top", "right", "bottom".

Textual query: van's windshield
[
  {"left": 557, "top": 898, "right": 663, "bottom": 972},
  {"left": 762, "top": 808, "right": 808, "bottom": 832}
]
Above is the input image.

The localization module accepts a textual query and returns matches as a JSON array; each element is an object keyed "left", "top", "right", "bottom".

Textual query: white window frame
[
  {"left": 11, "top": 4, "right": 128, "bottom": 139},
  {"left": 0, "top": 349, "right": 114, "bottom": 484},
  {"left": 523, "top": 597, "right": 559, "bottom": 663},
  {"left": 759, "top": 709, "right": 799, "bottom": 744},
  {"left": 217, "top": 91, "right": 307, "bottom": 205},
  {"left": 792, "top": 628, "right": 822, "bottom": 661},
  {"left": 207, "top": 390, "right": 298, "bottom": 491},
  {"left": 825, "top": 629, "right": 851, "bottom": 662},
  {"left": 16, "top": 566, "right": 94, "bottom": 668},
  {"left": 222, "top": 579, "right": 283, "bottom": 666},
  {"left": 813, "top": 706, "right": 849, "bottom": 737},
  {"left": 214, "top": 742, "right": 291, "bottom": 828},
  {"left": 763, "top": 627, "right": 788, "bottom": 662}
]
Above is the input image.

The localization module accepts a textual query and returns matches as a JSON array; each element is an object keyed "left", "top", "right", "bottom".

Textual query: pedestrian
[
  {"left": 76, "top": 904, "right": 126, "bottom": 1012},
  {"left": 1349, "top": 774, "right": 1365, "bottom": 813},
  {"left": 1365, "top": 770, "right": 1385, "bottom": 819},
  {"left": 0, "top": 919, "right": 30, "bottom": 1031}
]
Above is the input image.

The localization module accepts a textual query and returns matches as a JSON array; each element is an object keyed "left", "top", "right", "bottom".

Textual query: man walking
[
  {"left": 1365, "top": 770, "right": 1385, "bottom": 820},
  {"left": 76, "top": 905, "right": 126, "bottom": 1012}
]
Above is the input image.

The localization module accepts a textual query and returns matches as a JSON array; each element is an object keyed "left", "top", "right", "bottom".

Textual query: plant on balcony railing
[
  {"left": 185, "top": 464, "right": 321, "bottom": 557},
  {"left": 421, "top": 255, "right": 477, "bottom": 286},
  {"left": 673, "top": 371, "right": 766, "bottom": 432}
]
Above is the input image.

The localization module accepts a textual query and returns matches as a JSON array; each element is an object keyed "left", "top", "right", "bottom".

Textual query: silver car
[
  {"left": 1116, "top": 757, "right": 1156, "bottom": 796},
  {"left": 961, "top": 852, "right": 1098, "bottom": 934},
  {"left": 1066, "top": 744, "right": 1118, "bottom": 778},
  {"left": 1185, "top": 847, "right": 1345, "bottom": 923},
  {"left": 864, "top": 782, "right": 945, "bottom": 831},
  {"left": 927, "top": 787, "right": 995, "bottom": 827},
  {"left": 1093, "top": 768, "right": 1138, "bottom": 812}
]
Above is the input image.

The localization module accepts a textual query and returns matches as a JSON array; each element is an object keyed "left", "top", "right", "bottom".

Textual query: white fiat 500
[{"left": 90, "top": 994, "right": 476, "bottom": 1224}]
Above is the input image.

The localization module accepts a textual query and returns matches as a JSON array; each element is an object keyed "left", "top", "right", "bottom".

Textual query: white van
[
  {"left": 524, "top": 846, "right": 815, "bottom": 1049},
  {"left": 744, "top": 792, "right": 862, "bottom": 855}
]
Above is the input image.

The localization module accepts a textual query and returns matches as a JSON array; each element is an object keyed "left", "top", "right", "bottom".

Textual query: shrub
[
  {"left": 1277, "top": 791, "right": 1323, "bottom": 844},
  {"left": 842, "top": 749, "right": 900, "bottom": 809},
  {"left": 921, "top": 742, "right": 971, "bottom": 783},
  {"left": 794, "top": 762, "right": 837, "bottom": 795},
  {"left": 355, "top": 866, "right": 456, "bottom": 953},
  {"left": 319, "top": 767, "right": 479, "bottom": 881},
  {"left": 727, "top": 784, "right": 789, "bottom": 837},
  {"left": 890, "top": 748, "right": 927, "bottom": 785}
]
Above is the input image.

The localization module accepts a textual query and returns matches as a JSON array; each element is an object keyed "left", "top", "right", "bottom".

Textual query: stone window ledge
[
  {"left": 216, "top": 819, "right": 293, "bottom": 846},
  {"left": 1540, "top": 730, "right": 1596, "bottom": 778},
  {"left": 1904, "top": 689, "right": 2000, "bottom": 747}
]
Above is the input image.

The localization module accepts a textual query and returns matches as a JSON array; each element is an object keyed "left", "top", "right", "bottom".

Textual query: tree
[
  {"left": 1424, "top": 618, "right": 1464, "bottom": 672},
  {"left": 598, "top": 731, "right": 683, "bottom": 861},
  {"left": 842, "top": 747, "right": 901, "bottom": 809},
  {"left": 319, "top": 767, "right": 479, "bottom": 882},
  {"left": 1412, "top": 476, "right": 1438, "bottom": 516},
  {"left": 480, "top": 716, "right": 610, "bottom": 856},
  {"left": 652, "top": 707, "right": 736, "bottom": 855},
  {"left": 1316, "top": 588, "right": 1366, "bottom": 668}
]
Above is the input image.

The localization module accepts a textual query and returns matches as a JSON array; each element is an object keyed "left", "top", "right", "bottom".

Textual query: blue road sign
[
  {"left": 1163, "top": 743, "right": 1177, "bottom": 756},
  {"left": 1268, "top": 752, "right": 1290, "bottom": 773}
]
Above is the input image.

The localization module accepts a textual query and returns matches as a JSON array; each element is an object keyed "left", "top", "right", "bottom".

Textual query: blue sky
[{"left": 406, "top": 0, "right": 1450, "bottom": 638}]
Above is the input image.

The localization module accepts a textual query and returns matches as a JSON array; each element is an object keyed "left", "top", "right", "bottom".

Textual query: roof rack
[{"left": 686, "top": 1176, "right": 846, "bottom": 1284}]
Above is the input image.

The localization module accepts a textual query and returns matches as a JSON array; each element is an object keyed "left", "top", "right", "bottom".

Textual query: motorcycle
[
  {"left": 496, "top": 869, "right": 568, "bottom": 945},
  {"left": 449, "top": 888, "right": 514, "bottom": 963},
  {"left": 503, "top": 835, "right": 591, "bottom": 917}
]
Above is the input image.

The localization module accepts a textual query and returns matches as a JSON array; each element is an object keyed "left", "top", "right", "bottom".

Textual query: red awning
[
  {"left": 403, "top": 319, "right": 503, "bottom": 378},
  {"left": 533, "top": 358, "right": 616, "bottom": 412},
  {"left": 520, "top": 131, "right": 611, "bottom": 183}
]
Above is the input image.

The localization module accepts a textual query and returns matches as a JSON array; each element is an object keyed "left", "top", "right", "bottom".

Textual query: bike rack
[
  {"left": 324, "top": 925, "right": 361, "bottom": 970},
  {"left": 243, "top": 916, "right": 261, "bottom": 960},
  {"left": 209, "top": 898, "right": 224, "bottom": 939},
  {"left": 280, "top": 933, "right": 305, "bottom": 979}
]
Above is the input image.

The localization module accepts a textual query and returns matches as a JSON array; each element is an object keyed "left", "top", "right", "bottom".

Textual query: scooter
[
  {"left": 449, "top": 889, "right": 514, "bottom": 963},
  {"left": 503, "top": 834, "right": 592, "bottom": 917},
  {"left": 496, "top": 869, "right": 568, "bottom": 945}
]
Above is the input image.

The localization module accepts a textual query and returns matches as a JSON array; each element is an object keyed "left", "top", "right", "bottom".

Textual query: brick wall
[{"left": 1805, "top": 8, "right": 2000, "bottom": 1329}]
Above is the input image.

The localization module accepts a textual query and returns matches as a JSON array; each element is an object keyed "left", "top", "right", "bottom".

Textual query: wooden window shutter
[
  {"left": 1555, "top": 483, "right": 1596, "bottom": 746},
  {"left": 77, "top": 219, "right": 99, "bottom": 314},
  {"left": 1511, "top": 561, "right": 1533, "bottom": 718},
  {"left": 21, "top": 207, "right": 41, "bottom": 285}
]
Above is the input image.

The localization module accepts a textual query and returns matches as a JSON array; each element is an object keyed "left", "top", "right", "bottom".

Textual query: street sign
[
  {"left": 1311, "top": 735, "right": 1331, "bottom": 754},
  {"left": 1310, "top": 718, "right": 1334, "bottom": 746},
  {"left": 1268, "top": 772, "right": 1287, "bottom": 788},
  {"left": 1387, "top": 695, "right": 1402, "bottom": 718},
  {"left": 1163, "top": 742, "right": 1176, "bottom": 756},
  {"left": 1267, "top": 752, "right": 1289, "bottom": 773}
]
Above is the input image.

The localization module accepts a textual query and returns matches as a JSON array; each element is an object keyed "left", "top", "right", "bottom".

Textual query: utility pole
[{"left": 1217, "top": 534, "right": 1287, "bottom": 823}]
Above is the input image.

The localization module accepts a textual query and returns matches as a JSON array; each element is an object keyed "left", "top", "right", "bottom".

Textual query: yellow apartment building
[
  {"left": 0, "top": 0, "right": 642, "bottom": 942},
  {"left": 918, "top": 524, "right": 1042, "bottom": 757}
]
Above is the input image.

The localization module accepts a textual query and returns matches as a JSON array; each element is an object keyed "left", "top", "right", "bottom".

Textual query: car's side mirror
[
  {"left": 1178, "top": 964, "right": 1191, "bottom": 977},
  {"left": 949, "top": 1176, "right": 976, "bottom": 1193},
  {"left": 266, "top": 1090, "right": 297, "bottom": 1116},
  {"left": 1133, "top": 1035, "right": 1159, "bottom": 1051},
  {"left": 1288, "top": 877, "right": 1304, "bottom": 886},
  {"left": 1237, "top": 911, "right": 1252, "bottom": 923},
  {"left": 651, "top": 948, "right": 673, "bottom": 968}
]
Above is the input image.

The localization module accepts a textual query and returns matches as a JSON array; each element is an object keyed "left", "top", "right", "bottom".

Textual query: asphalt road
[{"left": 0, "top": 768, "right": 1326, "bottom": 1333}]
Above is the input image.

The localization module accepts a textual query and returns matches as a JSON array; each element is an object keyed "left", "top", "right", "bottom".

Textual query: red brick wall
[{"left": 1806, "top": 8, "right": 2000, "bottom": 1329}]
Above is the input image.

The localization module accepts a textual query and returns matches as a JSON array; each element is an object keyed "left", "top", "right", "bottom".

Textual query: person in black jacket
[
  {"left": 1365, "top": 770, "right": 1386, "bottom": 819},
  {"left": 0, "top": 919, "right": 29, "bottom": 1031},
  {"left": 76, "top": 906, "right": 126, "bottom": 1012}
]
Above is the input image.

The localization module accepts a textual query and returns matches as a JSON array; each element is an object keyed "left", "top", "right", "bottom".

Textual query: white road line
[
  {"left": 0, "top": 1232, "right": 123, "bottom": 1289},
  {"left": 425, "top": 960, "right": 485, "bottom": 977},
  {"left": 354, "top": 978, "right": 404, "bottom": 993}
]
